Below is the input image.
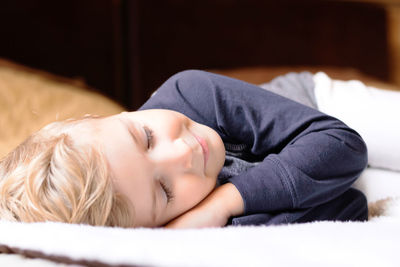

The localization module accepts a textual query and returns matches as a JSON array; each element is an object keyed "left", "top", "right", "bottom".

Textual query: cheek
[
  {"left": 176, "top": 178, "right": 214, "bottom": 208},
  {"left": 199, "top": 125, "right": 225, "bottom": 172}
]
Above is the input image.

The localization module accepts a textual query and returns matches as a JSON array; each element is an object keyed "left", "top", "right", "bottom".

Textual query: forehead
[
  {"left": 56, "top": 117, "right": 118, "bottom": 168},
  {"left": 67, "top": 114, "right": 144, "bottom": 176}
]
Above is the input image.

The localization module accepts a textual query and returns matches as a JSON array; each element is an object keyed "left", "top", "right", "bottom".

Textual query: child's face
[{"left": 68, "top": 109, "right": 226, "bottom": 227}]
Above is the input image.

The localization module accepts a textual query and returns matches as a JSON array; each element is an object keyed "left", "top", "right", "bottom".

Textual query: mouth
[{"left": 193, "top": 134, "right": 209, "bottom": 170}]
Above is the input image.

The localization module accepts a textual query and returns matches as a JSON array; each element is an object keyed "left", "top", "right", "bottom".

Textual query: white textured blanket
[
  {"left": 0, "top": 167, "right": 399, "bottom": 267},
  {"left": 0, "top": 208, "right": 400, "bottom": 267}
]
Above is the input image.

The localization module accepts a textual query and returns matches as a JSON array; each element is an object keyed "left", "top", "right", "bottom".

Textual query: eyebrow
[{"left": 119, "top": 118, "right": 158, "bottom": 223}]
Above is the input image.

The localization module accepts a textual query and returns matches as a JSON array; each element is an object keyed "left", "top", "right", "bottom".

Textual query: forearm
[
  {"left": 163, "top": 183, "right": 244, "bottom": 229},
  {"left": 213, "top": 182, "right": 244, "bottom": 217}
]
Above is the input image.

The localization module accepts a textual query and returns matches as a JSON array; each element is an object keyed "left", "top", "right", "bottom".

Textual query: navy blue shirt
[{"left": 139, "top": 70, "right": 368, "bottom": 224}]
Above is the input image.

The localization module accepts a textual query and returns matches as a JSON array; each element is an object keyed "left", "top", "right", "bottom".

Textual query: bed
[{"left": 0, "top": 59, "right": 399, "bottom": 266}]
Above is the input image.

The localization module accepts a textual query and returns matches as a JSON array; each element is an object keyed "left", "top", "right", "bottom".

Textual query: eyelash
[
  {"left": 143, "top": 126, "right": 154, "bottom": 149},
  {"left": 160, "top": 180, "right": 174, "bottom": 203}
]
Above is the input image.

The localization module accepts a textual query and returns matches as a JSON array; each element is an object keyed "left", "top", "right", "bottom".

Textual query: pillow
[
  {"left": 0, "top": 59, "right": 124, "bottom": 158},
  {"left": 314, "top": 72, "right": 400, "bottom": 172}
]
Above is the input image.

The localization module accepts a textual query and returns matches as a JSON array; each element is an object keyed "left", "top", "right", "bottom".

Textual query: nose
[
  {"left": 155, "top": 137, "right": 193, "bottom": 174},
  {"left": 168, "top": 138, "right": 193, "bottom": 171}
]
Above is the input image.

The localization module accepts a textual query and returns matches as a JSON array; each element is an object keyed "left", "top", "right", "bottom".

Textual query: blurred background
[{"left": 1, "top": 0, "right": 399, "bottom": 110}]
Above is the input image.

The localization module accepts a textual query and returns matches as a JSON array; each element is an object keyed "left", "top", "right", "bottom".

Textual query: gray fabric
[
  {"left": 259, "top": 72, "right": 318, "bottom": 109},
  {"left": 217, "top": 154, "right": 259, "bottom": 187}
]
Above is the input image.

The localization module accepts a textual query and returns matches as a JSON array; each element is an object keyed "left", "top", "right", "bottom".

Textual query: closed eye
[
  {"left": 160, "top": 180, "right": 174, "bottom": 203},
  {"left": 144, "top": 126, "right": 154, "bottom": 149}
]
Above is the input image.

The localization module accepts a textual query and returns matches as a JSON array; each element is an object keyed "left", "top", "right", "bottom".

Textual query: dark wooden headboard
[{"left": 0, "top": 0, "right": 394, "bottom": 109}]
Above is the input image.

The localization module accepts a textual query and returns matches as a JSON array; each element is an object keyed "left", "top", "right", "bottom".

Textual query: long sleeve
[{"left": 139, "top": 70, "right": 368, "bottom": 215}]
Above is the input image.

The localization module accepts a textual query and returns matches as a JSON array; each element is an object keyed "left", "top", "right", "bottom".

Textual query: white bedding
[
  {"left": 354, "top": 168, "right": 400, "bottom": 203},
  {"left": 0, "top": 167, "right": 399, "bottom": 267},
  {"left": 0, "top": 203, "right": 399, "bottom": 267}
]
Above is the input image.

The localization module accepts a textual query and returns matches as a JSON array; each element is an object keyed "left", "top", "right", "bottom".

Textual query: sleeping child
[{"left": 0, "top": 70, "right": 372, "bottom": 228}]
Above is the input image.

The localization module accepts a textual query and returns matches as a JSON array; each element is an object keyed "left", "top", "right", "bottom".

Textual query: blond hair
[{"left": 0, "top": 118, "right": 134, "bottom": 227}]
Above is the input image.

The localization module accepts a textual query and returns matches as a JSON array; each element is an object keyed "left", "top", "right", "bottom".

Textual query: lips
[{"left": 193, "top": 134, "right": 209, "bottom": 170}]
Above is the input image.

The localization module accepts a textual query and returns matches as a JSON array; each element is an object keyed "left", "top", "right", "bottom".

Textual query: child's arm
[{"left": 164, "top": 183, "right": 244, "bottom": 229}]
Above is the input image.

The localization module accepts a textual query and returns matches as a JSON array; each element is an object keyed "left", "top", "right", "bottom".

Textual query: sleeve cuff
[{"left": 228, "top": 156, "right": 295, "bottom": 215}]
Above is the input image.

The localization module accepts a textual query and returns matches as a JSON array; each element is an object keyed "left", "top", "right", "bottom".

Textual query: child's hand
[{"left": 164, "top": 183, "right": 244, "bottom": 229}]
